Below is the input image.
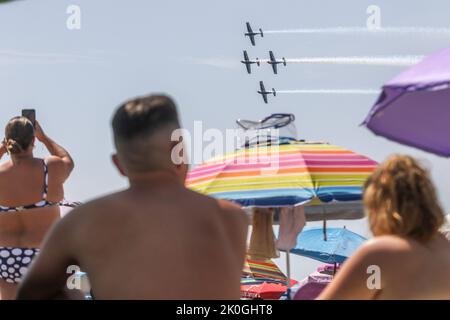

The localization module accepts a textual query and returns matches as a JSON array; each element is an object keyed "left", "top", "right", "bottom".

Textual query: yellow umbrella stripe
[
  {"left": 188, "top": 173, "right": 372, "bottom": 189},
  {"left": 192, "top": 180, "right": 366, "bottom": 194}
]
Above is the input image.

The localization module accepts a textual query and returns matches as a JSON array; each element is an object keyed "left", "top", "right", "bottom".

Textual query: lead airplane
[
  {"left": 267, "top": 51, "right": 286, "bottom": 74},
  {"left": 257, "top": 81, "right": 276, "bottom": 103},
  {"left": 241, "top": 50, "right": 260, "bottom": 74},
  {"left": 245, "top": 22, "right": 263, "bottom": 46}
]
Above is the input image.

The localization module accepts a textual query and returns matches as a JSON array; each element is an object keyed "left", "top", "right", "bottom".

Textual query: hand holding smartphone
[{"left": 22, "top": 109, "right": 36, "bottom": 126}]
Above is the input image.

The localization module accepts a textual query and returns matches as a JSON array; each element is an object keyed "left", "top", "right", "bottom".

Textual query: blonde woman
[
  {"left": 0, "top": 117, "right": 74, "bottom": 299},
  {"left": 318, "top": 155, "right": 450, "bottom": 299}
]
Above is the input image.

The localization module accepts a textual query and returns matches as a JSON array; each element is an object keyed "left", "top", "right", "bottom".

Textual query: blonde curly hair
[{"left": 363, "top": 154, "right": 445, "bottom": 243}]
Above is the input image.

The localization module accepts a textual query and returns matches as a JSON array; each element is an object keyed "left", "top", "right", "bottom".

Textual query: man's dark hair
[{"left": 112, "top": 94, "right": 180, "bottom": 143}]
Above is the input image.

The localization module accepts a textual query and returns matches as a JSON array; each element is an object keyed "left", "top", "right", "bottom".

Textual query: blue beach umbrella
[{"left": 290, "top": 227, "right": 367, "bottom": 264}]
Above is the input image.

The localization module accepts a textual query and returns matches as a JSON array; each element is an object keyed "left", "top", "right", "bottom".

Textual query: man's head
[{"left": 111, "top": 94, "right": 187, "bottom": 181}]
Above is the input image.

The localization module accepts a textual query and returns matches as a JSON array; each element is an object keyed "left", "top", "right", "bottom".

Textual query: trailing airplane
[
  {"left": 257, "top": 81, "right": 276, "bottom": 104},
  {"left": 241, "top": 50, "right": 260, "bottom": 74},
  {"left": 267, "top": 51, "right": 286, "bottom": 74},
  {"left": 245, "top": 22, "right": 263, "bottom": 46}
]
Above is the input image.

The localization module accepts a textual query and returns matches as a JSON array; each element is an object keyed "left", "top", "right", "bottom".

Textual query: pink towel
[{"left": 276, "top": 206, "right": 306, "bottom": 251}]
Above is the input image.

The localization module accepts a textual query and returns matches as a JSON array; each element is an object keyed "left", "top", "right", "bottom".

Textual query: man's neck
[{"left": 128, "top": 169, "right": 182, "bottom": 191}]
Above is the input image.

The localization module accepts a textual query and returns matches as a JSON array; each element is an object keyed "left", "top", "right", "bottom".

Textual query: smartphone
[{"left": 22, "top": 109, "right": 36, "bottom": 126}]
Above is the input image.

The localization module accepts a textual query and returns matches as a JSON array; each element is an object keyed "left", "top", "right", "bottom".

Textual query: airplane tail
[
  {"left": 259, "top": 28, "right": 264, "bottom": 37},
  {"left": 272, "top": 88, "right": 277, "bottom": 96},
  {"left": 283, "top": 58, "right": 287, "bottom": 66},
  {"left": 256, "top": 58, "right": 260, "bottom": 66}
]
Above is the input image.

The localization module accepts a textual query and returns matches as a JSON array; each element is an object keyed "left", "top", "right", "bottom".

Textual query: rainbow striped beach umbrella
[
  {"left": 241, "top": 258, "right": 298, "bottom": 299},
  {"left": 186, "top": 141, "right": 378, "bottom": 211},
  {"left": 243, "top": 258, "right": 288, "bottom": 283}
]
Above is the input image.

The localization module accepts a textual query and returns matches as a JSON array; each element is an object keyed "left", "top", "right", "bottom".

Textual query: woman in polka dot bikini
[{"left": 0, "top": 117, "right": 74, "bottom": 299}]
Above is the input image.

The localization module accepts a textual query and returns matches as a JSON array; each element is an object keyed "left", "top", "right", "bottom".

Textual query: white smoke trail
[
  {"left": 279, "top": 55, "right": 424, "bottom": 66},
  {"left": 264, "top": 26, "right": 450, "bottom": 35},
  {"left": 0, "top": 49, "right": 101, "bottom": 65},
  {"left": 277, "top": 89, "right": 380, "bottom": 95}
]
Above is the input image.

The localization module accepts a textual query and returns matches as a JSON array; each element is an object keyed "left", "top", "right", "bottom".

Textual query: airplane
[
  {"left": 241, "top": 50, "right": 260, "bottom": 74},
  {"left": 245, "top": 22, "right": 263, "bottom": 46},
  {"left": 257, "top": 81, "right": 276, "bottom": 104},
  {"left": 267, "top": 51, "right": 286, "bottom": 74}
]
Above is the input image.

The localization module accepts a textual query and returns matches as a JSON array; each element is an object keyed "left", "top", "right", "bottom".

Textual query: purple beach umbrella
[{"left": 363, "top": 45, "right": 450, "bottom": 157}]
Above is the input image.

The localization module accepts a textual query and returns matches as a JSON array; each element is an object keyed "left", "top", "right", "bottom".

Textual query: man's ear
[
  {"left": 112, "top": 154, "right": 127, "bottom": 177},
  {"left": 169, "top": 140, "right": 189, "bottom": 183},
  {"left": 176, "top": 162, "right": 189, "bottom": 183}
]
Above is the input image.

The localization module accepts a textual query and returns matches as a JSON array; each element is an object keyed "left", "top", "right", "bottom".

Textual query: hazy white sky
[{"left": 1, "top": 0, "right": 449, "bottom": 216}]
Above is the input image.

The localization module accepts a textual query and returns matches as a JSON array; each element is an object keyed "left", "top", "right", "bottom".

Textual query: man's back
[{"left": 60, "top": 174, "right": 248, "bottom": 299}]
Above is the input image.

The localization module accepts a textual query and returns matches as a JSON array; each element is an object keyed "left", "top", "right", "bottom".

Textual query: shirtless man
[{"left": 17, "top": 95, "right": 249, "bottom": 299}]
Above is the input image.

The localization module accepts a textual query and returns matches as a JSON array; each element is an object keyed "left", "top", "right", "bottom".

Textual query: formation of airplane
[
  {"left": 241, "top": 50, "right": 287, "bottom": 74},
  {"left": 241, "top": 50, "right": 260, "bottom": 74},
  {"left": 267, "top": 51, "right": 286, "bottom": 74},
  {"left": 244, "top": 22, "right": 263, "bottom": 46},
  {"left": 257, "top": 81, "right": 276, "bottom": 104},
  {"left": 243, "top": 23, "right": 283, "bottom": 103}
]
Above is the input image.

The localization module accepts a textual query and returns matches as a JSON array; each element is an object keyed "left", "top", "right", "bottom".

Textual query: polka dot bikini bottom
[{"left": 0, "top": 247, "right": 39, "bottom": 284}]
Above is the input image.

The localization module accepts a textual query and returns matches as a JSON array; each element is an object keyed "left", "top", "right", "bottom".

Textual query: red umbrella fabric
[{"left": 241, "top": 277, "right": 297, "bottom": 300}]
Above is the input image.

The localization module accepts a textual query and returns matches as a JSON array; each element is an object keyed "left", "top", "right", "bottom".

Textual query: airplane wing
[
  {"left": 259, "top": 81, "right": 265, "bottom": 92},
  {"left": 272, "top": 64, "right": 278, "bottom": 74},
  {"left": 249, "top": 35, "right": 255, "bottom": 46},
  {"left": 243, "top": 50, "right": 249, "bottom": 61},
  {"left": 269, "top": 51, "right": 275, "bottom": 62},
  {"left": 246, "top": 64, "right": 251, "bottom": 74},
  {"left": 258, "top": 81, "right": 268, "bottom": 103},
  {"left": 246, "top": 22, "right": 253, "bottom": 33}
]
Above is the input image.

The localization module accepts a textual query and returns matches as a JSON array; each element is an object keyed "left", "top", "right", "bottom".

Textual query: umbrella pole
[
  {"left": 286, "top": 250, "right": 291, "bottom": 300},
  {"left": 333, "top": 262, "right": 337, "bottom": 276},
  {"left": 323, "top": 219, "right": 327, "bottom": 241}
]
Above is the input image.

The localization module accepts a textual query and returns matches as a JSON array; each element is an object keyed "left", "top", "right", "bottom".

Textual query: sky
[{"left": 1, "top": 0, "right": 450, "bottom": 279}]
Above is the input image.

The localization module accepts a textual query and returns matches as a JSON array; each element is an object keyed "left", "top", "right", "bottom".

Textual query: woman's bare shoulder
[
  {"left": 364, "top": 235, "right": 414, "bottom": 250},
  {"left": 352, "top": 235, "right": 431, "bottom": 273},
  {"left": 350, "top": 235, "right": 416, "bottom": 265}
]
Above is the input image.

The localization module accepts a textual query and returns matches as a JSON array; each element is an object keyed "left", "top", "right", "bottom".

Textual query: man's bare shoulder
[
  {"left": 184, "top": 189, "right": 247, "bottom": 219},
  {"left": 58, "top": 191, "right": 127, "bottom": 229},
  {"left": 217, "top": 199, "right": 245, "bottom": 213},
  {"left": 214, "top": 200, "right": 248, "bottom": 263},
  {"left": 216, "top": 199, "right": 250, "bottom": 227}
]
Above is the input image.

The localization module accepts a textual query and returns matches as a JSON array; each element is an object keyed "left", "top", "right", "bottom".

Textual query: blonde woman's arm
[{"left": 35, "top": 121, "right": 75, "bottom": 183}]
